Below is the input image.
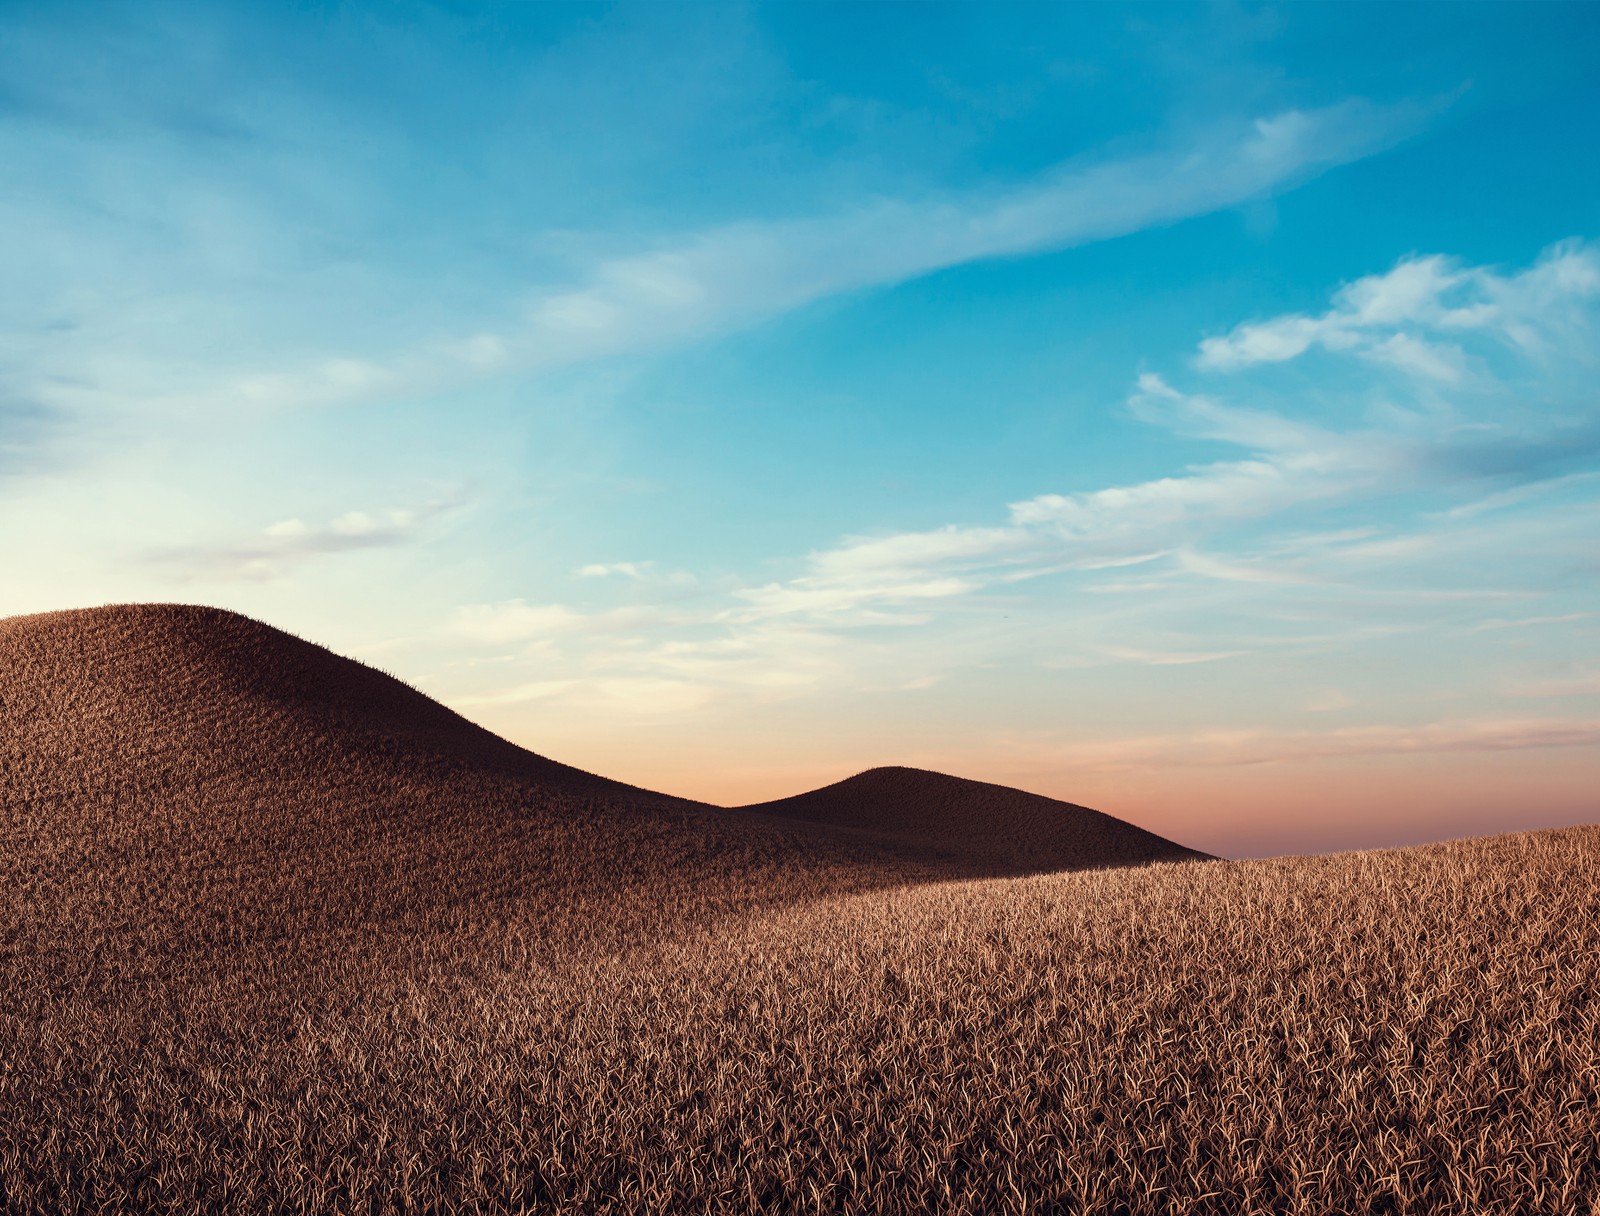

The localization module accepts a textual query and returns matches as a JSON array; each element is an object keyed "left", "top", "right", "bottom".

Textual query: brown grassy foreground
[{"left": 1, "top": 605, "right": 1596, "bottom": 1213}]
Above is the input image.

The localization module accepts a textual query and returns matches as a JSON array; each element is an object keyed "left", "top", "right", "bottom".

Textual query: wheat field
[{"left": 1, "top": 605, "right": 1595, "bottom": 1213}]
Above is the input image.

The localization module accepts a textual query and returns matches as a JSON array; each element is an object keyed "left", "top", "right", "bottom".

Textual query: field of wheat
[{"left": 1, "top": 606, "right": 1596, "bottom": 1213}]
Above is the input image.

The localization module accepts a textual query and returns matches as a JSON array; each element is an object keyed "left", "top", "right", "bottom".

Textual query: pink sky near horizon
[{"left": 458, "top": 697, "right": 1600, "bottom": 860}]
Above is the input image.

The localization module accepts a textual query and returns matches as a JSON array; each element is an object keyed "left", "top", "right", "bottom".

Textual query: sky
[{"left": 3, "top": 1, "right": 1598, "bottom": 857}]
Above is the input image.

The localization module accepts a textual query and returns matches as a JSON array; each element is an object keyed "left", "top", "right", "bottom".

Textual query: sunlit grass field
[{"left": 2, "top": 606, "right": 1595, "bottom": 1213}]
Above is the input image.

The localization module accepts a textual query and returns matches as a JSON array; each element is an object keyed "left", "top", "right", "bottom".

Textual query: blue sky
[{"left": 3, "top": 1, "right": 1598, "bottom": 854}]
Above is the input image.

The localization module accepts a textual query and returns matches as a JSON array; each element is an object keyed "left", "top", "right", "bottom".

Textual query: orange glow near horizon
[{"left": 467, "top": 700, "right": 1600, "bottom": 860}]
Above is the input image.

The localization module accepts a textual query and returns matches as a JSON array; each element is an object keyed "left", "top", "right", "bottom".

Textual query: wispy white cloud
[
  {"left": 1175, "top": 548, "right": 1323, "bottom": 585},
  {"left": 718, "top": 385, "right": 1392, "bottom": 625},
  {"left": 576, "top": 561, "right": 650, "bottom": 580},
  {"left": 731, "top": 575, "right": 981, "bottom": 624},
  {"left": 147, "top": 500, "right": 454, "bottom": 581},
  {"left": 1468, "top": 612, "right": 1596, "bottom": 634},
  {"left": 447, "top": 600, "right": 588, "bottom": 645},
  {"left": 456, "top": 675, "right": 714, "bottom": 716},
  {"left": 1196, "top": 240, "right": 1600, "bottom": 372},
  {"left": 1438, "top": 471, "right": 1600, "bottom": 520},
  {"left": 1365, "top": 332, "right": 1468, "bottom": 382},
  {"left": 214, "top": 99, "right": 1429, "bottom": 411},
  {"left": 1096, "top": 644, "right": 1250, "bottom": 667},
  {"left": 1021, "top": 717, "right": 1600, "bottom": 772},
  {"left": 575, "top": 560, "right": 697, "bottom": 586}
]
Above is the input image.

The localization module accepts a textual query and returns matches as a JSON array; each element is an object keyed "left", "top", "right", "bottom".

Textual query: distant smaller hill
[{"left": 738, "top": 765, "right": 1208, "bottom": 874}]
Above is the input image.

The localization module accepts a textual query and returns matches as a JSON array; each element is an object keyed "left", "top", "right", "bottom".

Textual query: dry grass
[
  {"left": 739, "top": 765, "right": 1207, "bottom": 873},
  {"left": 1, "top": 604, "right": 1596, "bottom": 1213}
]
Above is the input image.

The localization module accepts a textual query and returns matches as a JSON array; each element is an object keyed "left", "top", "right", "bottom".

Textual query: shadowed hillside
[
  {"left": 0, "top": 601, "right": 684, "bottom": 807},
  {"left": 0, "top": 603, "right": 988, "bottom": 972},
  {"left": 740, "top": 765, "right": 1208, "bottom": 872},
  {"left": 1, "top": 604, "right": 1594, "bottom": 1214},
  {"left": 0, "top": 604, "right": 1198, "bottom": 971}
]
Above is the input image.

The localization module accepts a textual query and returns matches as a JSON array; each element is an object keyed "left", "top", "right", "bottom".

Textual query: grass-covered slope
[
  {"left": 739, "top": 765, "right": 1209, "bottom": 873},
  {"left": 0, "top": 604, "right": 1594, "bottom": 1213},
  {"left": 0, "top": 603, "right": 959, "bottom": 973}
]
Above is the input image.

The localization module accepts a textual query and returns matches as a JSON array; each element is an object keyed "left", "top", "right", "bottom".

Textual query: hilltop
[
  {"left": 741, "top": 764, "right": 1206, "bottom": 872},
  {"left": 0, "top": 601, "right": 682, "bottom": 807}
]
